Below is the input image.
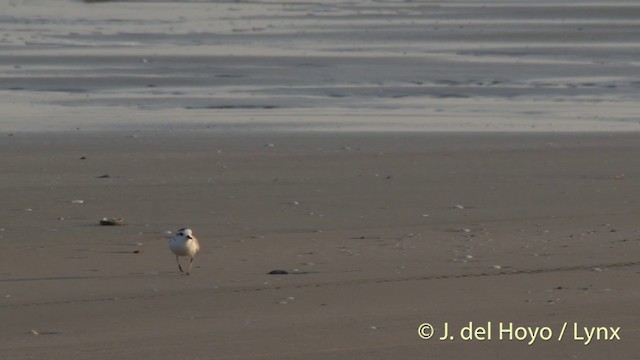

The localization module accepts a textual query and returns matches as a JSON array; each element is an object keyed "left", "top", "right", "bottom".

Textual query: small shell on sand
[{"left": 99, "top": 217, "right": 124, "bottom": 226}]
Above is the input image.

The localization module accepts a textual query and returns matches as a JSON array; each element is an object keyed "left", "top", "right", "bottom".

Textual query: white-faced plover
[{"left": 169, "top": 228, "right": 201, "bottom": 275}]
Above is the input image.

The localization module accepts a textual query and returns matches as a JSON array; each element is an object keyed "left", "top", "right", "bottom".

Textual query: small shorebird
[{"left": 169, "top": 228, "right": 200, "bottom": 275}]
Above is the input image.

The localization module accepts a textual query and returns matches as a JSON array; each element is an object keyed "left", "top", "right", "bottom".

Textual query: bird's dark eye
[{"left": 178, "top": 232, "right": 183, "bottom": 236}]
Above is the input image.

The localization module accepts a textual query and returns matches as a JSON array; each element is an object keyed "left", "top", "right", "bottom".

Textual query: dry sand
[{"left": 0, "top": 131, "right": 639, "bottom": 359}]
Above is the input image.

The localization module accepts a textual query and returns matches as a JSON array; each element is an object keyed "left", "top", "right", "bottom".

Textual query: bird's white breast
[{"left": 169, "top": 237, "right": 199, "bottom": 257}]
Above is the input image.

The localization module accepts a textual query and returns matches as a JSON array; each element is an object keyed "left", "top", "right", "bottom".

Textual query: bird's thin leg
[
  {"left": 186, "top": 257, "right": 195, "bottom": 275},
  {"left": 176, "top": 255, "right": 184, "bottom": 273}
]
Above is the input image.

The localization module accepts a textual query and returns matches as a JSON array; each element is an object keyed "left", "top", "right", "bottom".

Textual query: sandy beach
[
  {"left": 1, "top": 132, "right": 639, "bottom": 359},
  {"left": 1, "top": 0, "right": 640, "bottom": 359}
]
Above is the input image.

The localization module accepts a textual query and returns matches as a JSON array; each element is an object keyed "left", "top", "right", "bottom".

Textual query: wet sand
[
  {"left": 1, "top": 0, "right": 640, "bottom": 132},
  {"left": 0, "top": 131, "right": 639, "bottom": 359}
]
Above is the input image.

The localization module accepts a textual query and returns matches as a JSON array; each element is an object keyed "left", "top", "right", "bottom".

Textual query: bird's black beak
[{"left": 186, "top": 235, "right": 193, "bottom": 240}]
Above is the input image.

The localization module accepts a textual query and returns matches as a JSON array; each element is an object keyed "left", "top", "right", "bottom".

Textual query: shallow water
[{"left": 1, "top": 0, "right": 639, "bottom": 132}]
